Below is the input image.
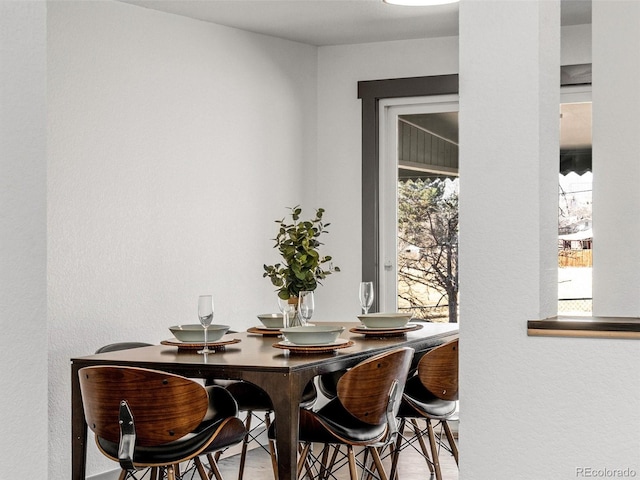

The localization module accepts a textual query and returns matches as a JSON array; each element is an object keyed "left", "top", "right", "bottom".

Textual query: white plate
[
  {"left": 357, "top": 313, "right": 412, "bottom": 329},
  {"left": 252, "top": 323, "right": 316, "bottom": 331},
  {"left": 358, "top": 323, "right": 417, "bottom": 331},
  {"left": 278, "top": 338, "right": 350, "bottom": 348}
]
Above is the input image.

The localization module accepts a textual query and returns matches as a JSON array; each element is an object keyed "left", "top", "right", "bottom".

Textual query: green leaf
[{"left": 265, "top": 206, "right": 340, "bottom": 294}]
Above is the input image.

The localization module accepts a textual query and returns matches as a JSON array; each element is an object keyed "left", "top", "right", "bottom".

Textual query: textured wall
[
  {"left": 592, "top": 1, "right": 640, "bottom": 316},
  {"left": 44, "top": 1, "right": 640, "bottom": 478},
  {"left": 47, "top": 2, "right": 317, "bottom": 477},
  {"left": 460, "top": 1, "right": 639, "bottom": 478},
  {"left": 0, "top": 1, "right": 48, "bottom": 477}
]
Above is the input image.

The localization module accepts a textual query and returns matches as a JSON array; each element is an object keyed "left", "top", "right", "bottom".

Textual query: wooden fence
[{"left": 558, "top": 249, "right": 592, "bottom": 267}]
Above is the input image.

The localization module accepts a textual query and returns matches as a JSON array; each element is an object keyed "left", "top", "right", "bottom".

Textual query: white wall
[
  {"left": 592, "top": 1, "right": 640, "bottom": 316},
  {"left": 47, "top": 2, "right": 317, "bottom": 477},
  {"left": 459, "top": 2, "right": 639, "bottom": 479},
  {"left": 0, "top": 1, "right": 48, "bottom": 477}
]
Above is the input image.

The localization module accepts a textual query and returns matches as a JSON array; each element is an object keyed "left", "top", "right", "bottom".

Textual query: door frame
[
  {"left": 358, "top": 75, "right": 459, "bottom": 312},
  {"left": 378, "top": 96, "right": 459, "bottom": 312}
]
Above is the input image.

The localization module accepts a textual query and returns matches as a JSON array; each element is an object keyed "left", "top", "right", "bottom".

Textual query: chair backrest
[
  {"left": 417, "top": 338, "right": 458, "bottom": 401},
  {"left": 79, "top": 366, "right": 209, "bottom": 447},
  {"left": 336, "top": 347, "right": 414, "bottom": 426},
  {"left": 95, "top": 342, "right": 153, "bottom": 354}
]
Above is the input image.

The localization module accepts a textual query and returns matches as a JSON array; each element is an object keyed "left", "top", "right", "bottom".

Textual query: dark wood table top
[{"left": 72, "top": 321, "right": 459, "bottom": 373}]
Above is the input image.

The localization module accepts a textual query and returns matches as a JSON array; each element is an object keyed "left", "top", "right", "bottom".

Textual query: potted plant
[{"left": 263, "top": 206, "right": 340, "bottom": 302}]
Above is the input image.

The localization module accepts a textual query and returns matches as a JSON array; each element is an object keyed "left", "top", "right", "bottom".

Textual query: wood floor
[
  {"left": 212, "top": 432, "right": 459, "bottom": 480},
  {"left": 119, "top": 422, "right": 458, "bottom": 480}
]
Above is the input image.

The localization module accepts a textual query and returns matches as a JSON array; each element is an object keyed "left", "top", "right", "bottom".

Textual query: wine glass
[
  {"left": 282, "top": 303, "right": 297, "bottom": 331},
  {"left": 359, "top": 282, "right": 374, "bottom": 314},
  {"left": 298, "top": 291, "right": 315, "bottom": 326},
  {"left": 197, "top": 295, "right": 214, "bottom": 354},
  {"left": 277, "top": 296, "right": 290, "bottom": 314}
]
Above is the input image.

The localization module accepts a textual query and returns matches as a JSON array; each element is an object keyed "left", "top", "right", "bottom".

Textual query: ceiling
[
  {"left": 116, "top": 0, "right": 593, "bottom": 170},
  {"left": 118, "top": 0, "right": 592, "bottom": 47}
]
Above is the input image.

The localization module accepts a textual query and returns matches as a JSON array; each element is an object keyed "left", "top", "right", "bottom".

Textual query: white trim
[
  {"left": 378, "top": 95, "right": 459, "bottom": 312},
  {"left": 401, "top": 160, "right": 459, "bottom": 176}
]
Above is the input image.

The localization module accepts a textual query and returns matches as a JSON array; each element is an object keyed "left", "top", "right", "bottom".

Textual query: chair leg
[
  {"left": 442, "top": 420, "right": 459, "bottom": 465},
  {"left": 426, "top": 419, "right": 443, "bottom": 480},
  {"left": 297, "top": 442, "right": 312, "bottom": 480},
  {"left": 318, "top": 445, "right": 332, "bottom": 480},
  {"left": 206, "top": 450, "right": 224, "bottom": 478},
  {"left": 117, "top": 469, "right": 127, "bottom": 480},
  {"left": 210, "top": 457, "right": 225, "bottom": 480},
  {"left": 369, "top": 447, "right": 389, "bottom": 480},
  {"left": 150, "top": 467, "right": 159, "bottom": 480},
  {"left": 324, "top": 445, "right": 341, "bottom": 480},
  {"left": 389, "top": 418, "right": 405, "bottom": 480},
  {"left": 265, "top": 413, "right": 279, "bottom": 480},
  {"left": 237, "top": 410, "right": 255, "bottom": 480},
  {"left": 412, "top": 418, "right": 435, "bottom": 474},
  {"left": 361, "top": 448, "right": 372, "bottom": 480},
  {"left": 300, "top": 444, "right": 316, "bottom": 480},
  {"left": 346, "top": 446, "right": 358, "bottom": 480},
  {"left": 166, "top": 465, "right": 176, "bottom": 480},
  {"left": 194, "top": 456, "right": 210, "bottom": 480}
]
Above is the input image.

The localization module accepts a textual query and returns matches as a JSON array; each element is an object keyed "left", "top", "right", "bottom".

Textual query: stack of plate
[
  {"left": 281, "top": 325, "right": 345, "bottom": 346},
  {"left": 169, "top": 324, "right": 230, "bottom": 342},
  {"left": 356, "top": 313, "right": 412, "bottom": 329}
]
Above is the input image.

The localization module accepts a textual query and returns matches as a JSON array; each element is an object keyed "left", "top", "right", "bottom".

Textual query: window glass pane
[
  {"left": 397, "top": 113, "right": 459, "bottom": 323},
  {"left": 558, "top": 101, "right": 592, "bottom": 315}
]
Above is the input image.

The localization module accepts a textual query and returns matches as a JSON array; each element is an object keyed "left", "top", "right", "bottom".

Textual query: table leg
[
  {"left": 71, "top": 363, "right": 87, "bottom": 480},
  {"left": 241, "top": 371, "right": 307, "bottom": 480}
]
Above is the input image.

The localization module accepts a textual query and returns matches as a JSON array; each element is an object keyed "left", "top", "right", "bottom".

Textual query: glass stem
[{"left": 203, "top": 327, "right": 208, "bottom": 350}]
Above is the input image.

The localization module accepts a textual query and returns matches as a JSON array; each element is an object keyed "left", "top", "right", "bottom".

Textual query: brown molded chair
[
  {"left": 94, "top": 342, "right": 156, "bottom": 480},
  {"left": 390, "top": 338, "right": 459, "bottom": 480},
  {"left": 79, "top": 365, "right": 247, "bottom": 480},
  {"left": 272, "top": 347, "right": 414, "bottom": 480}
]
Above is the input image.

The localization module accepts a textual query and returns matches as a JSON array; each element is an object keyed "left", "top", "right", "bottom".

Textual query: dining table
[{"left": 71, "top": 320, "right": 458, "bottom": 480}]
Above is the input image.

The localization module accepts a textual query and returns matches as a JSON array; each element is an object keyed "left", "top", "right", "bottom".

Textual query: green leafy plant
[{"left": 263, "top": 206, "right": 340, "bottom": 300}]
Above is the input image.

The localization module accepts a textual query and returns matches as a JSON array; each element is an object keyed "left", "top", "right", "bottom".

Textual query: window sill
[{"left": 527, "top": 316, "right": 640, "bottom": 339}]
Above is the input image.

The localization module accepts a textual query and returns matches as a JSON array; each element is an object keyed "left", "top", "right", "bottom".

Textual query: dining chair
[
  {"left": 94, "top": 342, "right": 158, "bottom": 479},
  {"left": 78, "top": 365, "right": 247, "bottom": 480},
  {"left": 95, "top": 342, "right": 153, "bottom": 354},
  {"left": 389, "top": 338, "right": 459, "bottom": 480},
  {"left": 271, "top": 347, "right": 414, "bottom": 480},
  {"left": 316, "top": 370, "right": 344, "bottom": 401}
]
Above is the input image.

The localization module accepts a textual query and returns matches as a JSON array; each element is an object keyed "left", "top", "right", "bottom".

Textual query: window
[
  {"left": 558, "top": 86, "right": 592, "bottom": 315},
  {"left": 380, "top": 101, "right": 459, "bottom": 322}
]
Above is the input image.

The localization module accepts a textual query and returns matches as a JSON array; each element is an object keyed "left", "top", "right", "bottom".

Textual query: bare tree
[{"left": 398, "top": 178, "right": 458, "bottom": 323}]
